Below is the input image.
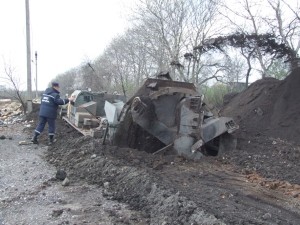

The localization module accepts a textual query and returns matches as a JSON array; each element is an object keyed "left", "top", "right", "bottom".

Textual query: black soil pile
[
  {"left": 25, "top": 72, "right": 300, "bottom": 224},
  {"left": 46, "top": 128, "right": 225, "bottom": 224},
  {"left": 221, "top": 68, "right": 300, "bottom": 144},
  {"left": 220, "top": 68, "right": 300, "bottom": 183},
  {"left": 44, "top": 124, "right": 300, "bottom": 225}
]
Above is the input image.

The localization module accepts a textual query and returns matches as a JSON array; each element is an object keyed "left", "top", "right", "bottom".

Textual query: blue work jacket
[{"left": 39, "top": 88, "right": 69, "bottom": 119}]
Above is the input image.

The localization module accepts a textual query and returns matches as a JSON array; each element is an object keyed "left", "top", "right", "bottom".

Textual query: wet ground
[
  {"left": 2, "top": 67, "right": 300, "bottom": 225},
  {"left": 44, "top": 118, "right": 300, "bottom": 225},
  {"left": 0, "top": 125, "right": 148, "bottom": 225},
  {"left": 1, "top": 120, "right": 300, "bottom": 224}
]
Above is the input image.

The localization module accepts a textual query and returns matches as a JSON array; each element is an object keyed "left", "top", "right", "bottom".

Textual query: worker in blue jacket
[{"left": 31, "top": 82, "right": 74, "bottom": 145}]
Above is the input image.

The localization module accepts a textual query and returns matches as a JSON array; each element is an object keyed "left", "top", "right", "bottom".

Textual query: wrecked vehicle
[
  {"left": 104, "top": 75, "right": 238, "bottom": 160},
  {"left": 61, "top": 90, "right": 125, "bottom": 137},
  {"left": 61, "top": 75, "right": 238, "bottom": 160}
]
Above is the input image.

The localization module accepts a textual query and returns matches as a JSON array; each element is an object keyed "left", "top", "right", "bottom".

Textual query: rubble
[
  {"left": 0, "top": 135, "right": 6, "bottom": 140},
  {"left": 1, "top": 68, "right": 300, "bottom": 224},
  {"left": 0, "top": 101, "right": 25, "bottom": 125},
  {"left": 0, "top": 101, "right": 37, "bottom": 132},
  {"left": 56, "top": 169, "right": 67, "bottom": 181},
  {"left": 62, "top": 177, "right": 70, "bottom": 186}
]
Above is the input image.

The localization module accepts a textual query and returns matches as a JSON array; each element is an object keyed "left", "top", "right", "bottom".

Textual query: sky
[{"left": 0, "top": 0, "right": 134, "bottom": 91}]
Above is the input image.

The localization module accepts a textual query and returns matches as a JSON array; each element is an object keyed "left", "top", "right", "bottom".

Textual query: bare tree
[
  {"left": 132, "top": 0, "right": 186, "bottom": 80},
  {"left": 77, "top": 60, "right": 104, "bottom": 92},
  {"left": 99, "top": 37, "right": 132, "bottom": 97},
  {"left": 0, "top": 63, "right": 26, "bottom": 113},
  {"left": 93, "top": 30, "right": 164, "bottom": 97},
  {"left": 241, "top": 47, "right": 255, "bottom": 87},
  {"left": 93, "top": 54, "right": 116, "bottom": 92},
  {"left": 219, "top": 0, "right": 274, "bottom": 77},
  {"left": 282, "top": 0, "right": 300, "bottom": 21},
  {"left": 223, "top": 52, "right": 247, "bottom": 84},
  {"left": 182, "top": 0, "right": 224, "bottom": 83},
  {"left": 128, "top": 0, "right": 228, "bottom": 87},
  {"left": 266, "top": 0, "right": 300, "bottom": 69},
  {"left": 219, "top": 0, "right": 300, "bottom": 77},
  {"left": 52, "top": 68, "right": 78, "bottom": 95}
]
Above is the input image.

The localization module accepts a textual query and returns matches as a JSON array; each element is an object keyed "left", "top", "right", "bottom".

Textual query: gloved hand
[{"left": 68, "top": 95, "right": 75, "bottom": 102}]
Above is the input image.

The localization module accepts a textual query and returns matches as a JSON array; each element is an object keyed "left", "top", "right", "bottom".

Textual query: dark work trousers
[{"left": 35, "top": 116, "right": 56, "bottom": 136}]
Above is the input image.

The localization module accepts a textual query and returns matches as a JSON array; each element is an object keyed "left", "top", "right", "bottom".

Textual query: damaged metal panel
[{"left": 106, "top": 77, "right": 238, "bottom": 160}]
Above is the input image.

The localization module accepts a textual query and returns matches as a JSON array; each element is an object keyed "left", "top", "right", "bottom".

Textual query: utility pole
[
  {"left": 25, "top": 0, "right": 32, "bottom": 113},
  {"left": 35, "top": 51, "right": 38, "bottom": 99}
]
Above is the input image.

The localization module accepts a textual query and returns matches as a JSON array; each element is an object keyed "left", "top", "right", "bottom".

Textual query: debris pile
[
  {"left": 22, "top": 68, "right": 300, "bottom": 224},
  {"left": 221, "top": 67, "right": 300, "bottom": 144},
  {"left": 220, "top": 68, "right": 300, "bottom": 183},
  {"left": 0, "top": 101, "right": 24, "bottom": 125}
]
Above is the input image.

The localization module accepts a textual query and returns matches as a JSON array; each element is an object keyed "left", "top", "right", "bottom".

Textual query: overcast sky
[{"left": 0, "top": 0, "right": 134, "bottom": 91}]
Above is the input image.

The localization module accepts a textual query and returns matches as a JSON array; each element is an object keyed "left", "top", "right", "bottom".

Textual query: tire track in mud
[
  {"left": 158, "top": 161, "right": 300, "bottom": 225},
  {"left": 46, "top": 135, "right": 300, "bottom": 225},
  {"left": 47, "top": 141, "right": 225, "bottom": 225}
]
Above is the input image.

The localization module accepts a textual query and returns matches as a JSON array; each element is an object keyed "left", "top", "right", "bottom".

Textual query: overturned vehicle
[
  {"left": 104, "top": 75, "right": 238, "bottom": 160},
  {"left": 61, "top": 90, "right": 125, "bottom": 137}
]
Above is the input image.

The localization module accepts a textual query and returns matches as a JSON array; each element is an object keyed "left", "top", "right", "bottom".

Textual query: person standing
[{"left": 31, "top": 82, "right": 74, "bottom": 145}]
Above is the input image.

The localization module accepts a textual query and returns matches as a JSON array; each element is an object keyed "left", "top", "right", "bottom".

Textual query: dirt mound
[
  {"left": 39, "top": 118, "right": 300, "bottom": 225},
  {"left": 221, "top": 68, "right": 300, "bottom": 144},
  {"left": 220, "top": 68, "right": 300, "bottom": 184},
  {"left": 270, "top": 69, "right": 300, "bottom": 142},
  {"left": 24, "top": 80, "right": 300, "bottom": 224},
  {"left": 45, "top": 134, "right": 224, "bottom": 224}
]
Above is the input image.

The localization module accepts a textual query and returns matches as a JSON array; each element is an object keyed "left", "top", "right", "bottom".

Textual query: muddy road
[
  {"left": 1, "top": 120, "right": 300, "bottom": 224},
  {"left": 44, "top": 118, "right": 300, "bottom": 225},
  {"left": 2, "top": 67, "right": 300, "bottom": 225},
  {"left": 0, "top": 125, "right": 148, "bottom": 225}
]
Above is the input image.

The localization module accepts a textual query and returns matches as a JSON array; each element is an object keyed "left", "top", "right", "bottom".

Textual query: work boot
[
  {"left": 48, "top": 135, "right": 56, "bottom": 146},
  {"left": 31, "top": 132, "right": 39, "bottom": 144}
]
